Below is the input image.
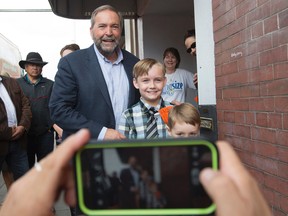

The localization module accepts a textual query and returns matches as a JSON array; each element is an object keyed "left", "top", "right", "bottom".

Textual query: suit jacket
[
  {"left": 119, "top": 167, "right": 140, "bottom": 208},
  {"left": 49, "top": 45, "right": 140, "bottom": 139},
  {"left": 0, "top": 76, "right": 32, "bottom": 155}
]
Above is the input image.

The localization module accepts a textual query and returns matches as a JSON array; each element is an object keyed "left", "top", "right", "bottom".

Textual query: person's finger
[
  {"left": 216, "top": 141, "right": 251, "bottom": 187},
  {"left": 63, "top": 166, "right": 77, "bottom": 207},
  {"left": 45, "top": 129, "right": 90, "bottom": 167},
  {"left": 200, "top": 168, "right": 246, "bottom": 216}
]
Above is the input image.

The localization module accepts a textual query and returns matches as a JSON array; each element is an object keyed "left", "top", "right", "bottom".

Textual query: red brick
[
  {"left": 238, "top": 53, "right": 259, "bottom": 70},
  {"left": 260, "top": 79, "right": 288, "bottom": 96},
  {"left": 254, "top": 155, "right": 278, "bottom": 175},
  {"left": 275, "top": 96, "right": 288, "bottom": 113},
  {"left": 247, "top": 1, "right": 271, "bottom": 26},
  {"left": 227, "top": 15, "right": 247, "bottom": 36},
  {"left": 274, "top": 62, "right": 288, "bottom": 79},
  {"left": 270, "top": 0, "right": 288, "bottom": 15},
  {"left": 260, "top": 45, "right": 288, "bottom": 66},
  {"left": 218, "top": 98, "right": 250, "bottom": 111},
  {"left": 236, "top": 0, "right": 257, "bottom": 19},
  {"left": 249, "top": 97, "right": 274, "bottom": 112},
  {"left": 217, "top": 110, "right": 224, "bottom": 122},
  {"left": 221, "top": 61, "right": 238, "bottom": 75},
  {"left": 216, "top": 88, "right": 222, "bottom": 99},
  {"left": 251, "top": 127, "right": 276, "bottom": 143},
  {"left": 283, "top": 114, "right": 288, "bottom": 129},
  {"left": 214, "top": 8, "right": 236, "bottom": 32},
  {"left": 272, "top": 27, "right": 288, "bottom": 47},
  {"left": 246, "top": 40, "right": 258, "bottom": 55},
  {"left": 278, "top": 147, "right": 288, "bottom": 163},
  {"left": 235, "top": 111, "right": 246, "bottom": 124},
  {"left": 218, "top": 122, "right": 234, "bottom": 135},
  {"left": 257, "top": 34, "right": 273, "bottom": 52},
  {"left": 251, "top": 21, "right": 264, "bottom": 39},
  {"left": 226, "top": 136, "right": 253, "bottom": 151},
  {"left": 212, "top": 0, "right": 221, "bottom": 9},
  {"left": 276, "top": 130, "right": 288, "bottom": 147},
  {"left": 253, "top": 141, "right": 278, "bottom": 159},
  {"left": 237, "top": 150, "right": 256, "bottom": 167},
  {"left": 223, "top": 87, "right": 241, "bottom": 99},
  {"left": 257, "top": 0, "right": 269, "bottom": 7},
  {"left": 215, "top": 43, "right": 222, "bottom": 55},
  {"left": 233, "top": 124, "right": 251, "bottom": 138},
  {"left": 230, "top": 33, "right": 243, "bottom": 49},
  {"left": 249, "top": 65, "right": 274, "bottom": 83},
  {"left": 217, "top": 71, "right": 249, "bottom": 87},
  {"left": 279, "top": 8, "right": 288, "bottom": 28},
  {"left": 249, "top": 168, "right": 265, "bottom": 184},
  {"left": 240, "top": 84, "right": 260, "bottom": 97},
  {"left": 224, "top": 111, "right": 235, "bottom": 122},
  {"left": 262, "top": 187, "right": 278, "bottom": 207},
  {"left": 279, "top": 195, "right": 288, "bottom": 213},
  {"left": 278, "top": 162, "right": 288, "bottom": 179},
  {"left": 264, "top": 174, "right": 288, "bottom": 195},
  {"left": 230, "top": 98, "right": 250, "bottom": 110},
  {"left": 268, "top": 113, "right": 283, "bottom": 129},
  {"left": 245, "top": 112, "right": 256, "bottom": 125},
  {"left": 256, "top": 112, "right": 268, "bottom": 127},
  {"left": 264, "top": 15, "right": 278, "bottom": 34},
  {"left": 215, "top": 50, "right": 231, "bottom": 66}
]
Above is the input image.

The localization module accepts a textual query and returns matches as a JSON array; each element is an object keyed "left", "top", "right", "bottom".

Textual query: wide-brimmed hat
[{"left": 19, "top": 52, "right": 48, "bottom": 69}]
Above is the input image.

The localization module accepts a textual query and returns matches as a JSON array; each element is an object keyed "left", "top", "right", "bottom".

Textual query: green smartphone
[{"left": 74, "top": 138, "right": 218, "bottom": 215}]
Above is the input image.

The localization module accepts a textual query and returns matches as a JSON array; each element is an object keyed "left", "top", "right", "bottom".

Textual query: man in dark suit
[
  {"left": 0, "top": 75, "right": 32, "bottom": 180},
  {"left": 49, "top": 4, "right": 140, "bottom": 141},
  {"left": 119, "top": 156, "right": 141, "bottom": 208}
]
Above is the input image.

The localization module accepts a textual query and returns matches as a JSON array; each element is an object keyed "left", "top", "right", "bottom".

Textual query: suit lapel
[{"left": 86, "top": 45, "right": 114, "bottom": 113}]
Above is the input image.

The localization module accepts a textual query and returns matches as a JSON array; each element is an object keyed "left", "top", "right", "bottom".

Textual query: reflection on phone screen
[{"left": 78, "top": 144, "right": 213, "bottom": 211}]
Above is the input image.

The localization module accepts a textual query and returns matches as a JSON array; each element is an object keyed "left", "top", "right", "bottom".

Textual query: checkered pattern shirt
[{"left": 118, "top": 98, "right": 172, "bottom": 139}]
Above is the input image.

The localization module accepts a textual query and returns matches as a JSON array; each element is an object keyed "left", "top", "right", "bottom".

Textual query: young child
[
  {"left": 118, "top": 58, "right": 172, "bottom": 139},
  {"left": 166, "top": 103, "right": 200, "bottom": 137}
]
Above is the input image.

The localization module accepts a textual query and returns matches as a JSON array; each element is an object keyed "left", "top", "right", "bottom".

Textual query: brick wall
[{"left": 212, "top": 0, "right": 288, "bottom": 215}]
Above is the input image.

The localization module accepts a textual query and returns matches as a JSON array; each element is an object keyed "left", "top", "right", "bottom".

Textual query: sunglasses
[{"left": 186, "top": 42, "right": 196, "bottom": 53}]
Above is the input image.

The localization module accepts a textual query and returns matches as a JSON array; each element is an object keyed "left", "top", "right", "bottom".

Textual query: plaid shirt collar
[{"left": 139, "top": 97, "right": 166, "bottom": 114}]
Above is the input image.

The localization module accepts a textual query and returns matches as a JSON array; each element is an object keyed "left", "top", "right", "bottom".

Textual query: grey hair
[{"left": 90, "top": 5, "right": 123, "bottom": 30}]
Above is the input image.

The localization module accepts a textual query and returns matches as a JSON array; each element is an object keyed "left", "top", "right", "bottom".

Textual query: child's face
[
  {"left": 133, "top": 65, "right": 166, "bottom": 106},
  {"left": 167, "top": 121, "right": 200, "bottom": 138}
]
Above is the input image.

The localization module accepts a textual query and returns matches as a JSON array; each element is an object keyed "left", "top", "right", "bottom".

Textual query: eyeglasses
[{"left": 186, "top": 42, "right": 196, "bottom": 53}]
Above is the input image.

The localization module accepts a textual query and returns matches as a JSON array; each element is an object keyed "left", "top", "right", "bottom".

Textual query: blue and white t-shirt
[{"left": 162, "top": 68, "right": 196, "bottom": 102}]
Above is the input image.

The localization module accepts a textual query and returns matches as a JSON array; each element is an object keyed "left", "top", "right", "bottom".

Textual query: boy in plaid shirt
[{"left": 118, "top": 58, "right": 172, "bottom": 139}]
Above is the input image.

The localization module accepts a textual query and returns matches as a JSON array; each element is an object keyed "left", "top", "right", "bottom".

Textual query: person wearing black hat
[{"left": 17, "top": 52, "right": 57, "bottom": 169}]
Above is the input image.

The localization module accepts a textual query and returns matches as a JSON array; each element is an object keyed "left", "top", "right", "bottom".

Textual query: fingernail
[{"left": 201, "top": 168, "right": 217, "bottom": 181}]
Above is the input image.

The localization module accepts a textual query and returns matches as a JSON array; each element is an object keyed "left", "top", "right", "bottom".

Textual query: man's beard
[{"left": 93, "top": 36, "right": 119, "bottom": 56}]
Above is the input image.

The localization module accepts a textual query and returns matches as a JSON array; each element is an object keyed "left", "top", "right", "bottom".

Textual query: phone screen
[{"left": 74, "top": 139, "right": 218, "bottom": 215}]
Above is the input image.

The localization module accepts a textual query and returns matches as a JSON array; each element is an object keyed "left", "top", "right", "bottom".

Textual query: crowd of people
[{"left": 0, "top": 4, "right": 272, "bottom": 216}]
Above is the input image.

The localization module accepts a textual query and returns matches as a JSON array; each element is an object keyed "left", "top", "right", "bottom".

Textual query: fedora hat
[{"left": 19, "top": 52, "right": 48, "bottom": 69}]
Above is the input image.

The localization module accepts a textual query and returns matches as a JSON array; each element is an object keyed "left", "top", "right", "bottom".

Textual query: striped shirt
[{"left": 118, "top": 98, "right": 172, "bottom": 139}]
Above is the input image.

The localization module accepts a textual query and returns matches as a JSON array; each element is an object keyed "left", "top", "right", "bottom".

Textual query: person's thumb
[{"left": 200, "top": 168, "right": 245, "bottom": 216}]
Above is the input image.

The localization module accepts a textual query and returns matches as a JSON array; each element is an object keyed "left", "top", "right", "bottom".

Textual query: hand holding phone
[{"left": 74, "top": 138, "right": 219, "bottom": 215}]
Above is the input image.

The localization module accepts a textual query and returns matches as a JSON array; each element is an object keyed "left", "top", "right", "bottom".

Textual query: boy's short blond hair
[
  {"left": 168, "top": 103, "right": 200, "bottom": 129},
  {"left": 133, "top": 58, "right": 166, "bottom": 80}
]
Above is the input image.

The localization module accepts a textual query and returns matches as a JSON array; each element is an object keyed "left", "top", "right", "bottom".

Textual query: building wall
[{"left": 213, "top": 0, "right": 288, "bottom": 215}]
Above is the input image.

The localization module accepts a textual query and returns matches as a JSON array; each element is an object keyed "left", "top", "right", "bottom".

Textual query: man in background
[
  {"left": 0, "top": 75, "right": 31, "bottom": 180},
  {"left": 17, "top": 52, "right": 56, "bottom": 168}
]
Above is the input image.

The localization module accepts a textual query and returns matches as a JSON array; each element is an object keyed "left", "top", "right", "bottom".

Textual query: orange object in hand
[{"left": 158, "top": 106, "right": 173, "bottom": 125}]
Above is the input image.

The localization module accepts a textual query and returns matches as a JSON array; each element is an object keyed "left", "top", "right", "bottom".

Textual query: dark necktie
[{"left": 146, "top": 107, "right": 158, "bottom": 139}]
